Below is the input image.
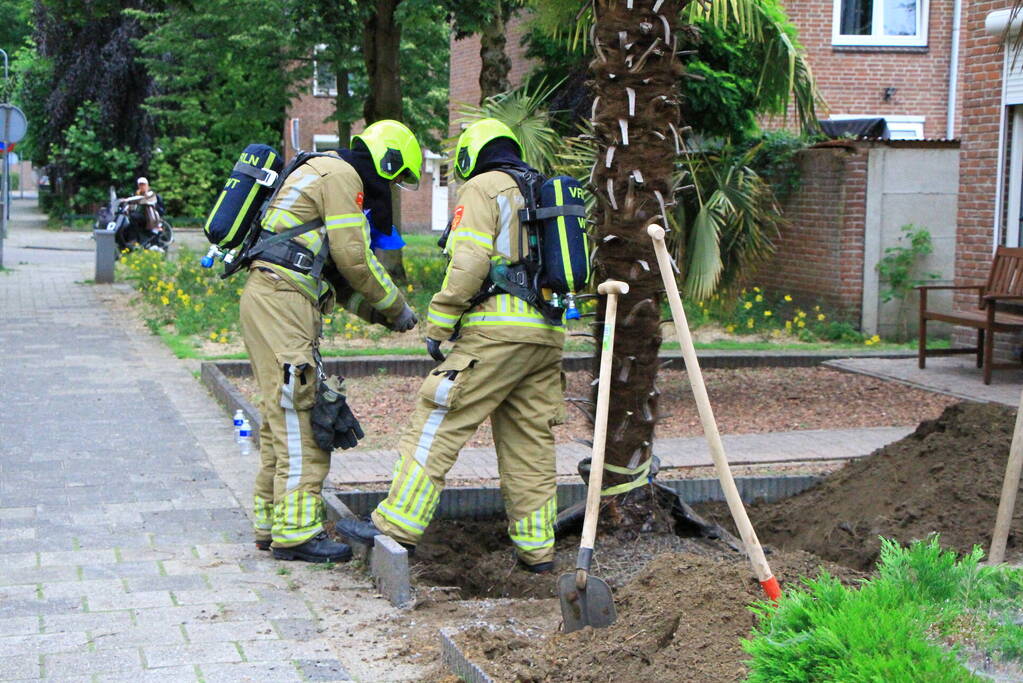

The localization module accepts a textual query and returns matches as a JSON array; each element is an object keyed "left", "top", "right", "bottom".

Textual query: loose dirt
[
  {"left": 699, "top": 401, "right": 1023, "bottom": 570},
  {"left": 233, "top": 366, "right": 955, "bottom": 451},
  {"left": 448, "top": 550, "right": 863, "bottom": 683}
]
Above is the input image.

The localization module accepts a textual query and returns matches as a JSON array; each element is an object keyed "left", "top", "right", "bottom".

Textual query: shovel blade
[{"left": 557, "top": 572, "right": 617, "bottom": 633}]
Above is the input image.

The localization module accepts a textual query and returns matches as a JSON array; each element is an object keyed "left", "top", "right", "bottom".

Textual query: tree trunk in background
[
  {"left": 335, "top": 69, "right": 352, "bottom": 145},
  {"left": 478, "top": 0, "right": 511, "bottom": 102},
  {"left": 363, "top": 0, "right": 407, "bottom": 284},
  {"left": 589, "top": 0, "right": 686, "bottom": 486}
]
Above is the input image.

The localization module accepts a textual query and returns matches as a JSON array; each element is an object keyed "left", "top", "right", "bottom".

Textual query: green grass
[{"left": 744, "top": 538, "right": 1023, "bottom": 682}]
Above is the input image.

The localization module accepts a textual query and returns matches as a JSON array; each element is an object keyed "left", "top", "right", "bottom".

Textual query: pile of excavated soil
[
  {"left": 701, "top": 401, "right": 1023, "bottom": 571},
  {"left": 453, "top": 551, "right": 864, "bottom": 683}
]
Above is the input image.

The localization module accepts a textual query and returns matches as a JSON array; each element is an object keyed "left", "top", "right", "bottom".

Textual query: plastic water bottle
[
  {"left": 564, "top": 293, "right": 581, "bottom": 321},
  {"left": 233, "top": 410, "right": 245, "bottom": 443},
  {"left": 238, "top": 419, "right": 253, "bottom": 456},
  {"left": 201, "top": 245, "right": 220, "bottom": 268}
]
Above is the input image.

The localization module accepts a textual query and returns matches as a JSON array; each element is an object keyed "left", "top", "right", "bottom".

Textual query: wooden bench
[{"left": 917, "top": 246, "right": 1023, "bottom": 385}]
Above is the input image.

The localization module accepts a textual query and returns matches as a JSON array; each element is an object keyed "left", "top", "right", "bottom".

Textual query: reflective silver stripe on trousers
[
  {"left": 495, "top": 195, "right": 512, "bottom": 258},
  {"left": 280, "top": 365, "right": 304, "bottom": 491},
  {"left": 412, "top": 377, "right": 455, "bottom": 468}
]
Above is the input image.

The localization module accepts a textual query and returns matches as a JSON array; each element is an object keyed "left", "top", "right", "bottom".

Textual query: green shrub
[
  {"left": 745, "top": 538, "right": 1023, "bottom": 682},
  {"left": 149, "top": 138, "right": 225, "bottom": 218}
]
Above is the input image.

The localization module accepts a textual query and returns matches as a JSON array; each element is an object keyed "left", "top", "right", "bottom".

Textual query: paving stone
[
  {"left": 80, "top": 561, "right": 162, "bottom": 580},
  {"left": 43, "top": 611, "right": 133, "bottom": 635},
  {"left": 44, "top": 647, "right": 144, "bottom": 677},
  {"left": 0, "top": 598, "right": 84, "bottom": 618},
  {"left": 171, "top": 588, "right": 259, "bottom": 605},
  {"left": 184, "top": 619, "right": 276, "bottom": 643},
  {"left": 270, "top": 618, "right": 321, "bottom": 641},
  {"left": 104, "top": 665, "right": 199, "bottom": 682},
  {"left": 0, "top": 615, "right": 41, "bottom": 637},
  {"left": 0, "top": 653, "right": 41, "bottom": 679},
  {"left": 41, "top": 578, "right": 125, "bottom": 601},
  {"left": 160, "top": 559, "right": 245, "bottom": 576},
  {"left": 89, "top": 590, "right": 174, "bottom": 611},
  {"left": 237, "top": 637, "right": 335, "bottom": 661},
  {"left": 89, "top": 623, "right": 187, "bottom": 650},
  {"left": 199, "top": 661, "right": 303, "bottom": 682},
  {"left": 38, "top": 549, "right": 117, "bottom": 567},
  {"left": 143, "top": 641, "right": 243, "bottom": 668},
  {"left": 123, "top": 574, "right": 207, "bottom": 593},
  {"left": 0, "top": 631, "right": 88, "bottom": 657},
  {"left": 371, "top": 535, "right": 412, "bottom": 608},
  {"left": 131, "top": 605, "right": 222, "bottom": 629},
  {"left": 296, "top": 659, "right": 353, "bottom": 681}
]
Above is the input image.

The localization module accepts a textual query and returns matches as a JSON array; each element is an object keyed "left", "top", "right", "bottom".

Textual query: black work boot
[
  {"left": 255, "top": 538, "right": 271, "bottom": 551},
  {"left": 272, "top": 532, "right": 352, "bottom": 563},
  {"left": 517, "top": 557, "right": 555, "bottom": 574},
  {"left": 336, "top": 517, "right": 415, "bottom": 553}
]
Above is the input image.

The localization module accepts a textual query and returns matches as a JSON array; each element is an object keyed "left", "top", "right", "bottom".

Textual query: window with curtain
[
  {"left": 833, "top": 0, "right": 926, "bottom": 46},
  {"left": 312, "top": 45, "right": 338, "bottom": 97}
]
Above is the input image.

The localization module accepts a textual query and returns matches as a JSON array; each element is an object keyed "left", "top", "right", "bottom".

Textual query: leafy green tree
[{"left": 0, "top": 0, "right": 34, "bottom": 99}]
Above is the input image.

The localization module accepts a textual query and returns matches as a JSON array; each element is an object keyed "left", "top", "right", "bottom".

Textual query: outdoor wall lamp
[{"left": 884, "top": 87, "right": 897, "bottom": 102}]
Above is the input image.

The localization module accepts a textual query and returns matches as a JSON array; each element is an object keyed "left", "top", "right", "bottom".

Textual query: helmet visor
[{"left": 395, "top": 168, "right": 420, "bottom": 192}]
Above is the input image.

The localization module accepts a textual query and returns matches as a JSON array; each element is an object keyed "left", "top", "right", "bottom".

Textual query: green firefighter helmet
[
  {"left": 351, "top": 120, "right": 423, "bottom": 190},
  {"left": 453, "top": 118, "right": 523, "bottom": 180}
]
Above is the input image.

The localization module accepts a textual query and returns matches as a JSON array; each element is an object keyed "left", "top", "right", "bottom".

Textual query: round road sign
[{"left": 0, "top": 104, "right": 28, "bottom": 144}]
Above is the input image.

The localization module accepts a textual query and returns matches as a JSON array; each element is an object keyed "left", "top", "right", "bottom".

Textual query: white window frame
[
  {"left": 827, "top": 114, "right": 926, "bottom": 140},
  {"left": 312, "top": 44, "right": 337, "bottom": 97},
  {"left": 312, "top": 134, "right": 339, "bottom": 152},
  {"left": 832, "top": 0, "right": 929, "bottom": 47}
]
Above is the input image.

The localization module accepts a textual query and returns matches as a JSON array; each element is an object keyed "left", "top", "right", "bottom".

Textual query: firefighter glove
[
  {"left": 311, "top": 375, "right": 365, "bottom": 451},
  {"left": 392, "top": 304, "right": 418, "bottom": 332},
  {"left": 426, "top": 338, "right": 445, "bottom": 362}
]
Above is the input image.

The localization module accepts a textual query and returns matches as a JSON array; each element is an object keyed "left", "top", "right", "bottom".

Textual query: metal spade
[{"left": 557, "top": 280, "right": 627, "bottom": 632}]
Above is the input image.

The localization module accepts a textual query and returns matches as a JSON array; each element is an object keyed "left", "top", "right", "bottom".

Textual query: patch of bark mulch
[
  {"left": 699, "top": 401, "right": 1023, "bottom": 571},
  {"left": 233, "top": 366, "right": 956, "bottom": 451}
]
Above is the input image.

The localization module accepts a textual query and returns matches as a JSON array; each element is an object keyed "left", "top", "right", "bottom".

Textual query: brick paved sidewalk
[{"left": 0, "top": 201, "right": 406, "bottom": 681}]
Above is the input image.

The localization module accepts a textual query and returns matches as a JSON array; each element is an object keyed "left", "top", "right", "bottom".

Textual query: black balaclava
[
  {"left": 471, "top": 137, "right": 533, "bottom": 179},
  {"left": 338, "top": 140, "right": 394, "bottom": 235}
]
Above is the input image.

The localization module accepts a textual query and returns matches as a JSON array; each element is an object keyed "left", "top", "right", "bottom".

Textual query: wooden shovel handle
[
  {"left": 647, "top": 225, "right": 781, "bottom": 601},
  {"left": 990, "top": 385, "right": 1023, "bottom": 564},
  {"left": 577, "top": 279, "right": 629, "bottom": 587}
]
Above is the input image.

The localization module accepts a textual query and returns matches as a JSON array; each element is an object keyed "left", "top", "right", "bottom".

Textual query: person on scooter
[{"left": 122, "top": 177, "right": 165, "bottom": 244}]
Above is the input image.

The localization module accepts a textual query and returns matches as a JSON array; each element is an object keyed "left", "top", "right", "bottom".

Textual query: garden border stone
[{"left": 440, "top": 628, "right": 494, "bottom": 683}]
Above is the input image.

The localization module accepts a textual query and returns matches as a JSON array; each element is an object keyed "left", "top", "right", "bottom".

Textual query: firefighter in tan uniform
[
  {"left": 241, "top": 120, "right": 422, "bottom": 563},
  {"left": 338, "top": 119, "right": 565, "bottom": 572}
]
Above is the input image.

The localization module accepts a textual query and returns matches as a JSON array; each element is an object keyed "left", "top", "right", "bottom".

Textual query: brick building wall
[
  {"left": 755, "top": 145, "right": 868, "bottom": 318},
  {"left": 776, "top": 0, "right": 957, "bottom": 138},
  {"left": 952, "top": 0, "right": 1015, "bottom": 358}
]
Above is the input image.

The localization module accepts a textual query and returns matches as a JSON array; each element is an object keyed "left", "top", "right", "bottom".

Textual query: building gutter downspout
[{"left": 947, "top": 0, "right": 963, "bottom": 138}]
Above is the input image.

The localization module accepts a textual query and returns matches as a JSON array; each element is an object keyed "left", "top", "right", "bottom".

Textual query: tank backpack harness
[
  {"left": 443, "top": 165, "right": 591, "bottom": 327},
  {"left": 202, "top": 144, "right": 334, "bottom": 280}
]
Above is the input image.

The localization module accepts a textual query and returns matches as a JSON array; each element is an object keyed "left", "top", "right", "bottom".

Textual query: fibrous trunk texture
[
  {"left": 478, "top": 0, "right": 512, "bottom": 102},
  {"left": 588, "top": 0, "right": 686, "bottom": 485}
]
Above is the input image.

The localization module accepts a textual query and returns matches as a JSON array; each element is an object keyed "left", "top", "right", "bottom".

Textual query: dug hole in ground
[{"left": 347, "top": 401, "right": 1022, "bottom": 682}]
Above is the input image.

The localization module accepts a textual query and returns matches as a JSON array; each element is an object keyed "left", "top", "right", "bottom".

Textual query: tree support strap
[{"left": 599, "top": 458, "right": 653, "bottom": 496}]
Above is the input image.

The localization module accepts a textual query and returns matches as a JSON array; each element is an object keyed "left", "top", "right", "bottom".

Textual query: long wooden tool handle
[
  {"left": 990, "top": 385, "right": 1023, "bottom": 564},
  {"left": 576, "top": 279, "right": 629, "bottom": 588},
  {"left": 647, "top": 225, "right": 781, "bottom": 601}
]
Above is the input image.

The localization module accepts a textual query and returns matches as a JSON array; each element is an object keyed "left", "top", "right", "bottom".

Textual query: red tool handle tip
[{"left": 760, "top": 576, "right": 782, "bottom": 602}]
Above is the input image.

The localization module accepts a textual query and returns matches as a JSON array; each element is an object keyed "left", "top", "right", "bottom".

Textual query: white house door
[{"left": 431, "top": 163, "right": 449, "bottom": 231}]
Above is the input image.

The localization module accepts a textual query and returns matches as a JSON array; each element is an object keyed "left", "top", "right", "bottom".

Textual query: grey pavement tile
[
  {"left": 43, "top": 611, "right": 133, "bottom": 635},
  {"left": 89, "top": 589, "right": 174, "bottom": 612},
  {"left": 219, "top": 598, "right": 315, "bottom": 622},
  {"left": 39, "top": 549, "right": 117, "bottom": 567},
  {"left": 0, "top": 565, "right": 79, "bottom": 587},
  {"left": 44, "top": 646, "right": 144, "bottom": 678},
  {"left": 238, "top": 638, "right": 335, "bottom": 662},
  {"left": 0, "top": 598, "right": 85, "bottom": 618},
  {"left": 0, "top": 585, "right": 40, "bottom": 601},
  {"left": 295, "top": 659, "right": 353, "bottom": 681},
  {"left": 0, "top": 653, "right": 41, "bottom": 679},
  {"left": 114, "top": 548, "right": 179, "bottom": 564},
  {"left": 271, "top": 618, "right": 321, "bottom": 641},
  {"left": 143, "top": 641, "right": 242, "bottom": 668},
  {"left": 80, "top": 561, "right": 162, "bottom": 580},
  {"left": 0, "top": 631, "right": 88, "bottom": 657},
  {"left": 0, "top": 615, "right": 41, "bottom": 637},
  {"left": 184, "top": 619, "right": 276, "bottom": 643},
  {"left": 89, "top": 623, "right": 187, "bottom": 650},
  {"left": 131, "top": 605, "right": 222, "bottom": 629},
  {"left": 102, "top": 665, "right": 199, "bottom": 682},
  {"left": 171, "top": 588, "right": 259, "bottom": 606},
  {"left": 0, "top": 551, "right": 39, "bottom": 571},
  {"left": 199, "top": 661, "right": 303, "bottom": 682},
  {"left": 0, "top": 537, "right": 74, "bottom": 554},
  {"left": 123, "top": 574, "right": 207, "bottom": 594},
  {"left": 40, "top": 578, "right": 125, "bottom": 601},
  {"left": 0, "top": 508, "right": 36, "bottom": 520},
  {"left": 160, "top": 559, "right": 245, "bottom": 576}
]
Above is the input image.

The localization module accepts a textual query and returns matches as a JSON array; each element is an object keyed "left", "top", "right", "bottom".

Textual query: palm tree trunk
[
  {"left": 478, "top": 0, "right": 512, "bottom": 101},
  {"left": 589, "top": 0, "right": 686, "bottom": 486}
]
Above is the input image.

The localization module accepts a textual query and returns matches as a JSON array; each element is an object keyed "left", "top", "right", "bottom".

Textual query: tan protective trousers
[
  {"left": 240, "top": 268, "right": 330, "bottom": 548},
  {"left": 372, "top": 332, "right": 565, "bottom": 564}
]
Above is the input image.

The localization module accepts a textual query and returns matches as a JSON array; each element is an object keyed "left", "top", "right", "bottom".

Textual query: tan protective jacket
[
  {"left": 425, "top": 170, "right": 564, "bottom": 347},
  {"left": 254, "top": 153, "right": 406, "bottom": 320}
]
